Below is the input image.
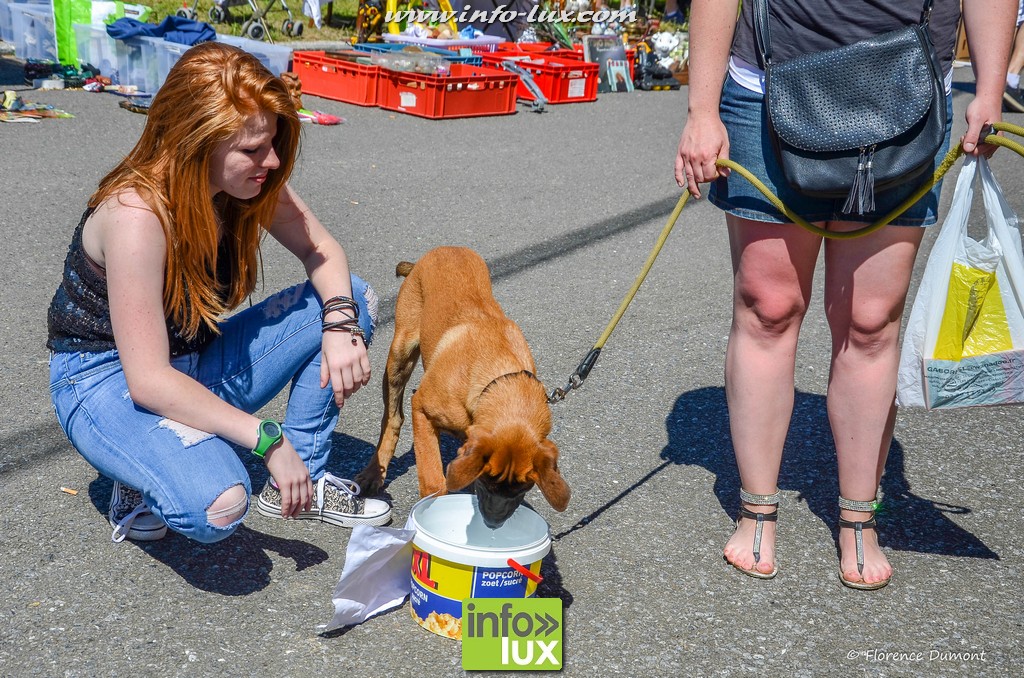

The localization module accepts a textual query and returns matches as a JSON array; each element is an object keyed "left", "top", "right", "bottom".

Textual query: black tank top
[
  {"left": 47, "top": 209, "right": 221, "bottom": 357},
  {"left": 732, "top": 0, "right": 961, "bottom": 77}
]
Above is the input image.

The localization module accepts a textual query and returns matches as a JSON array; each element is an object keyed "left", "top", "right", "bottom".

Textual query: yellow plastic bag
[{"left": 897, "top": 156, "right": 1024, "bottom": 409}]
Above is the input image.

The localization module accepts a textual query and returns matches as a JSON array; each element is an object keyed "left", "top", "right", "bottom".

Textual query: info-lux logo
[{"left": 461, "top": 599, "right": 563, "bottom": 671}]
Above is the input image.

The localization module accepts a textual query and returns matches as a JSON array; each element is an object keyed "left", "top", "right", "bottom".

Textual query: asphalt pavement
[{"left": 0, "top": 50, "right": 1021, "bottom": 677}]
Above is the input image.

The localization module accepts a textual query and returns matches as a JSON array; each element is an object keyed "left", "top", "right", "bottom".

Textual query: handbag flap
[{"left": 766, "top": 27, "right": 937, "bottom": 153}]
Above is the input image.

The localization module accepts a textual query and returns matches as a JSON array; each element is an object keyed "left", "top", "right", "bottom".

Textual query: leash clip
[{"left": 547, "top": 373, "right": 583, "bottom": 404}]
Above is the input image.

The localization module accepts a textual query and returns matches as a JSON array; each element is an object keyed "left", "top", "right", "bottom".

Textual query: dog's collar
[{"left": 476, "top": 370, "right": 540, "bottom": 404}]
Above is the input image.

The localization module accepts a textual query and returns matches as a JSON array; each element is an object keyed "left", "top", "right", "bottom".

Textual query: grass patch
[{"left": 150, "top": 0, "right": 359, "bottom": 43}]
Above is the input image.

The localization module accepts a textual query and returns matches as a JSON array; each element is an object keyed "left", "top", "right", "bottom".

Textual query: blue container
[{"left": 352, "top": 42, "right": 483, "bottom": 67}]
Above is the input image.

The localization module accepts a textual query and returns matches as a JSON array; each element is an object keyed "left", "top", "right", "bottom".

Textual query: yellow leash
[{"left": 548, "top": 121, "right": 1024, "bottom": 402}]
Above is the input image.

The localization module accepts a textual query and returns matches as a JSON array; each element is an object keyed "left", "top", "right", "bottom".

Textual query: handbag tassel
[{"left": 843, "top": 146, "right": 876, "bottom": 215}]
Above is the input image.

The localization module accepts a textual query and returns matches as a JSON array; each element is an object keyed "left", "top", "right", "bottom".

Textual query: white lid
[{"left": 409, "top": 494, "right": 551, "bottom": 568}]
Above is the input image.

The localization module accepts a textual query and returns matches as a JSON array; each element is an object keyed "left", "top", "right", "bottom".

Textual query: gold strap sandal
[
  {"left": 731, "top": 488, "right": 780, "bottom": 580},
  {"left": 838, "top": 495, "right": 891, "bottom": 590}
]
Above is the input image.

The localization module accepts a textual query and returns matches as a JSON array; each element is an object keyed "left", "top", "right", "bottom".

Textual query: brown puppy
[{"left": 356, "top": 247, "right": 570, "bottom": 527}]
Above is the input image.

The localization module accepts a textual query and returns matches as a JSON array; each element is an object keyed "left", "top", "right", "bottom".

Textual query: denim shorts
[
  {"left": 708, "top": 75, "right": 954, "bottom": 226},
  {"left": 49, "top": 276, "right": 377, "bottom": 543}
]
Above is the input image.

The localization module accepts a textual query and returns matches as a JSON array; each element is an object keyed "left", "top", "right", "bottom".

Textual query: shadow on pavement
[
  {"left": 659, "top": 386, "right": 997, "bottom": 560},
  {"left": 85, "top": 476, "right": 330, "bottom": 595},
  {"left": 553, "top": 386, "right": 996, "bottom": 561},
  {"left": 0, "top": 55, "right": 26, "bottom": 88}
]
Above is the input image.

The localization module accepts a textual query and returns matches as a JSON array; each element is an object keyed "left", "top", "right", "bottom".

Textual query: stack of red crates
[
  {"left": 484, "top": 42, "right": 635, "bottom": 91},
  {"left": 292, "top": 51, "right": 518, "bottom": 119},
  {"left": 481, "top": 46, "right": 599, "bottom": 104}
]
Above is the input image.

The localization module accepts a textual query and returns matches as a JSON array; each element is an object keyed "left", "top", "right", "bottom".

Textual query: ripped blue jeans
[{"left": 49, "top": 277, "right": 377, "bottom": 543}]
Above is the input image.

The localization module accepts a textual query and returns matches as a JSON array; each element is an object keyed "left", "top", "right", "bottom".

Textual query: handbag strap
[{"left": 752, "top": 0, "right": 935, "bottom": 69}]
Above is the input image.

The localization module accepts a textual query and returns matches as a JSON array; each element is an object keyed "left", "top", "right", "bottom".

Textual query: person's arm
[
  {"left": 673, "top": 0, "right": 741, "bottom": 198},
  {"left": 266, "top": 183, "right": 371, "bottom": 409},
  {"left": 98, "top": 192, "right": 312, "bottom": 518},
  {"left": 962, "top": 0, "right": 1018, "bottom": 155}
]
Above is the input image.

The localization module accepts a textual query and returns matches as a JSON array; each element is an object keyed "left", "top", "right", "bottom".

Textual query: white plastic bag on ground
[
  {"left": 320, "top": 523, "right": 415, "bottom": 632},
  {"left": 897, "top": 155, "right": 1024, "bottom": 409}
]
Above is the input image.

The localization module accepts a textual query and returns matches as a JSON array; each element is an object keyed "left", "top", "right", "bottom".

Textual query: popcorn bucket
[{"left": 407, "top": 494, "right": 551, "bottom": 640}]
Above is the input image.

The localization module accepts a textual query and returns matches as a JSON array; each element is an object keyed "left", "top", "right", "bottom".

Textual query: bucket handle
[{"left": 507, "top": 558, "right": 543, "bottom": 584}]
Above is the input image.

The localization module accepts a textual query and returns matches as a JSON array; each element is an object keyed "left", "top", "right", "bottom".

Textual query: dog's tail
[{"left": 395, "top": 261, "right": 415, "bottom": 278}]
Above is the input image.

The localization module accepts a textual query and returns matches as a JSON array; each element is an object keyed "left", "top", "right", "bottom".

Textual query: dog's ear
[
  {"left": 446, "top": 426, "right": 491, "bottom": 492},
  {"left": 530, "top": 440, "right": 570, "bottom": 512}
]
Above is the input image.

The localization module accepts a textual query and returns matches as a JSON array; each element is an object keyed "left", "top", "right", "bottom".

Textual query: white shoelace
[
  {"left": 111, "top": 503, "right": 151, "bottom": 543},
  {"left": 315, "top": 473, "right": 361, "bottom": 513}
]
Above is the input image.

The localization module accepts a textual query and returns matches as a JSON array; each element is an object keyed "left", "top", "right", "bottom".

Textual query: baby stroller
[{"left": 177, "top": 0, "right": 303, "bottom": 41}]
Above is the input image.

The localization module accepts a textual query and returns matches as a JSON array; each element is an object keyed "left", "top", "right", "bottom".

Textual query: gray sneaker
[
  {"left": 109, "top": 481, "right": 168, "bottom": 543},
  {"left": 256, "top": 473, "right": 391, "bottom": 527},
  {"left": 1004, "top": 84, "right": 1024, "bottom": 113}
]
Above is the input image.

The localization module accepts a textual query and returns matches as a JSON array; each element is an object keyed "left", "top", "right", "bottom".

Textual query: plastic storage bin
[
  {"left": 375, "top": 63, "right": 517, "bottom": 119},
  {"left": 72, "top": 23, "right": 126, "bottom": 79},
  {"left": 0, "top": 0, "right": 47, "bottom": 44},
  {"left": 369, "top": 49, "right": 451, "bottom": 76},
  {"left": 115, "top": 35, "right": 162, "bottom": 94},
  {"left": 482, "top": 52, "right": 598, "bottom": 104},
  {"left": 0, "top": 1, "right": 14, "bottom": 43},
  {"left": 216, "top": 34, "right": 291, "bottom": 76},
  {"left": 292, "top": 50, "right": 380, "bottom": 106},
  {"left": 353, "top": 42, "right": 483, "bottom": 67},
  {"left": 154, "top": 38, "right": 192, "bottom": 88},
  {"left": 9, "top": 1, "right": 56, "bottom": 62},
  {"left": 382, "top": 33, "right": 505, "bottom": 53}
]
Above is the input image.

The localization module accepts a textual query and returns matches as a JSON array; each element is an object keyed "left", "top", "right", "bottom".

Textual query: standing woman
[
  {"left": 674, "top": 0, "right": 1014, "bottom": 588},
  {"left": 48, "top": 42, "right": 391, "bottom": 544}
]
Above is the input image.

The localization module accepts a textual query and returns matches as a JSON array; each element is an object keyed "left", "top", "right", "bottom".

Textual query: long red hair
[{"left": 89, "top": 41, "right": 301, "bottom": 340}]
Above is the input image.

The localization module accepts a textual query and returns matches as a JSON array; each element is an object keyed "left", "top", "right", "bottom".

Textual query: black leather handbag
[{"left": 752, "top": 0, "right": 946, "bottom": 214}]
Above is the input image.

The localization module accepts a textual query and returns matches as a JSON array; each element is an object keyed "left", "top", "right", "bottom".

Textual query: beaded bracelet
[{"left": 323, "top": 322, "right": 365, "bottom": 346}]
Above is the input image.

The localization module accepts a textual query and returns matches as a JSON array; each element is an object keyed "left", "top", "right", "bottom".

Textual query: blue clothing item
[
  {"left": 708, "top": 74, "right": 954, "bottom": 226},
  {"left": 106, "top": 16, "right": 216, "bottom": 46},
  {"left": 49, "top": 277, "right": 377, "bottom": 544}
]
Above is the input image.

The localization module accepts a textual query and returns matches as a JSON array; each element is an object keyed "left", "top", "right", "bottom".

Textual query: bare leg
[
  {"left": 1009, "top": 21, "right": 1024, "bottom": 80},
  {"left": 722, "top": 215, "right": 822, "bottom": 575},
  {"left": 823, "top": 222, "right": 924, "bottom": 586}
]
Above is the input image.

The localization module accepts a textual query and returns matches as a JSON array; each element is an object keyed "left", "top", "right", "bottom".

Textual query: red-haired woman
[{"left": 48, "top": 42, "right": 391, "bottom": 543}]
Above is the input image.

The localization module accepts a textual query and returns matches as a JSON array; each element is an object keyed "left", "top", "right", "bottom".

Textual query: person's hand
[
  {"left": 961, "top": 96, "right": 1002, "bottom": 158},
  {"left": 674, "top": 112, "right": 731, "bottom": 199},
  {"left": 263, "top": 438, "right": 313, "bottom": 518},
  {"left": 320, "top": 329, "right": 371, "bottom": 408}
]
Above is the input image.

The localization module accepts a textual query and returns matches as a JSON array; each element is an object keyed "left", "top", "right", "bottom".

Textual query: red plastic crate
[
  {"left": 292, "top": 50, "right": 380, "bottom": 106},
  {"left": 375, "top": 63, "right": 518, "bottom": 119},
  {"left": 495, "top": 42, "right": 580, "bottom": 61},
  {"left": 481, "top": 53, "right": 598, "bottom": 104}
]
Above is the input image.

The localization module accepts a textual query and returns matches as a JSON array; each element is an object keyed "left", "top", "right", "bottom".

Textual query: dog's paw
[{"left": 354, "top": 466, "right": 386, "bottom": 495}]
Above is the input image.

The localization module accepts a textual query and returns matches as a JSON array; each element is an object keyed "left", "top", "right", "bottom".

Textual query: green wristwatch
[{"left": 252, "top": 419, "right": 283, "bottom": 459}]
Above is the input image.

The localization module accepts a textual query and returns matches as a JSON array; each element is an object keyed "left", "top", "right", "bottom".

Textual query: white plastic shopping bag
[
  {"left": 320, "top": 522, "right": 416, "bottom": 632},
  {"left": 897, "top": 155, "right": 1024, "bottom": 409}
]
